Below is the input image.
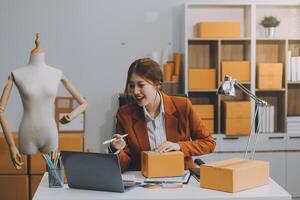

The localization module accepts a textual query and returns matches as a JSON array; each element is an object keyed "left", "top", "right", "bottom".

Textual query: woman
[{"left": 110, "top": 58, "right": 215, "bottom": 172}]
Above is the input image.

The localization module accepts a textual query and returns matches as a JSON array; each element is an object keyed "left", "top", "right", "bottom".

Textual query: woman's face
[{"left": 128, "top": 72, "right": 158, "bottom": 107}]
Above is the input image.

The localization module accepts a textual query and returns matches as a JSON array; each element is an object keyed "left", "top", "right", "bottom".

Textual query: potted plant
[{"left": 260, "top": 16, "right": 280, "bottom": 38}]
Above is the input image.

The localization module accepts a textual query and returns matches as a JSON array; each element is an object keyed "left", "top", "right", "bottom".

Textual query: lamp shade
[{"left": 217, "top": 75, "right": 236, "bottom": 96}]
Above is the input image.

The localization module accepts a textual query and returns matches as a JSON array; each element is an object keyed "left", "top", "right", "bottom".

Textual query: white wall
[{"left": 0, "top": 0, "right": 299, "bottom": 152}]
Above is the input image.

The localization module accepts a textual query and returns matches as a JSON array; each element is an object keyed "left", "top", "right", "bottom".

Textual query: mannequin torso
[
  {"left": 12, "top": 52, "right": 62, "bottom": 154},
  {"left": 0, "top": 33, "right": 87, "bottom": 169}
]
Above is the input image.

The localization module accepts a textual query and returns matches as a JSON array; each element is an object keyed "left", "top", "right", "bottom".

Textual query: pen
[{"left": 102, "top": 134, "right": 128, "bottom": 144}]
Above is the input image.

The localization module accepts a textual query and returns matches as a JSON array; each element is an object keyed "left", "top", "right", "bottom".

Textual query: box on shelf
[
  {"left": 58, "top": 133, "right": 84, "bottom": 151},
  {"left": 257, "top": 63, "right": 283, "bottom": 89},
  {"left": 0, "top": 133, "right": 28, "bottom": 174},
  {"left": 200, "top": 158, "right": 269, "bottom": 193},
  {"left": 223, "top": 101, "right": 251, "bottom": 135},
  {"left": 29, "top": 153, "right": 46, "bottom": 175},
  {"left": 0, "top": 175, "right": 29, "bottom": 200},
  {"left": 30, "top": 175, "right": 43, "bottom": 199},
  {"left": 193, "top": 104, "right": 214, "bottom": 133},
  {"left": 197, "top": 22, "right": 240, "bottom": 38},
  {"left": 188, "top": 68, "right": 216, "bottom": 89},
  {"left": 141, "top": 151, "right": 184, "bottom": 178},
  {"left": 221, "top": 61, "right": 250, "bottom": 81}
]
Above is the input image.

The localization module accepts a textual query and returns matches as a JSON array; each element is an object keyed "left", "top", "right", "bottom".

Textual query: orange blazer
[{"left": 115, "top": 93, "right": 216, "bottom": 172}]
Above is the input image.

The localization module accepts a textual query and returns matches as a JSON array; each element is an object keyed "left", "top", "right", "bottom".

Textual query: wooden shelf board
[
  {"left": 288, "top": 82, "right": 300, "bottom": 85},
  {"left": 188, "top": 89, "right": 217, "bottom": 92},
  {"left": 188, "top": 38, "right": 250, "bottom": 41},
  {"left": 255, "top": 88, "right": 286, "bottom": 92}
]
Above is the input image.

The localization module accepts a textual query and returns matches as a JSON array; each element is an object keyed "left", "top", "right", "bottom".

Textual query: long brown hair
[{"left": 124, "top": 58, "right": 163, "bottom": 95}]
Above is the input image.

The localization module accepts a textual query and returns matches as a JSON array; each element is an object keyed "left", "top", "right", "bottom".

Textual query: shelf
[
  {"left": 188, "top": 89, "right": 217, "bottom": 92},
  {"left": 256, "top": 89, "right": 286, "bottom": 92},
  {"left": 288, "top": 82, "right": 300, "bottom": 85},
  {"left": 188, "top": 38, "right": 251, "bottom": 41},
  {"left": 185, "top": 2, "right": 299, "bottom": 134}
]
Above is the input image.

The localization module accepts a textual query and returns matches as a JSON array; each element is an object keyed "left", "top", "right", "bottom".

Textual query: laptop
[{"left": 61, "top": 151, "right": 139, "bottom": 193}]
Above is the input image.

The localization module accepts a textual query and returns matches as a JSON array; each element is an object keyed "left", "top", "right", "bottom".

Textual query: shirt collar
[{"left": 143, "top": 92, "right": 164, "bottom": 121}]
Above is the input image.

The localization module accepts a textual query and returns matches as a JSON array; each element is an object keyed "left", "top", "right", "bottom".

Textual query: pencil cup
[{"left": 48, "top": 168, "right": 64, "bottom": 188}]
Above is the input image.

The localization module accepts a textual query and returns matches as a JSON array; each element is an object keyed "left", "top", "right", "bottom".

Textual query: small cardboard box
[
  {"left": 193, "top": 104, "right": 214, "bottom": 119},
  {"left": 141, "top": 151, "right": 184, "bottom": 178},
  {"left": 257, "top": 63, "right": 283, "bottom": 89},
  {"left": 0, "top": 133, "right": 28, "bottom": 174},
  {"left": 0, "top": 175, "right": 29, "bottom": 200},
  {"left": 221, "top": 61, "right": 250, "bottom": 81},
  {"left": 30, "top": 175, "right": 43, "bottom": 199},
  {"left": 202, "top": 119, "right": 214, "bottom": 133},
  {"left": 224, "top": 101, "right": 251, "bottom": 135},
  {"left": 200, "top": 158, "right": 269, "bottom": 193},
  {"left": 58, "top": 133, "right": 84, "bottom": 151},
  {"left": 29, "top": 153, "right": 46, "bottom": 175},
  {"left": 188, "top": 68, "right": 216, "bottom": 89},
  {"left": 197, "top": 22, "right": 240, "bottom": 38},
  {"left": 193, "top": 104, "right": 214, "bottom": 133}
]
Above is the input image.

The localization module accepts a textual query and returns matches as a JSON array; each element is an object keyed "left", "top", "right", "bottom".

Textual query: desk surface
[{"left": 33, "top": 171, "right": 291, "bottom": 200}]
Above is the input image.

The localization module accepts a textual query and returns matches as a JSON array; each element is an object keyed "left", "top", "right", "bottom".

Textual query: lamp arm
[{"left": 234, "top": 81, "right": 267, "bottom": 106}]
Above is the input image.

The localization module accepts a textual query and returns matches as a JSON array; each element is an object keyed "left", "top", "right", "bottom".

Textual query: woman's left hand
[{"left": 155, "top": 141, "right": 181, "bottom": 153}]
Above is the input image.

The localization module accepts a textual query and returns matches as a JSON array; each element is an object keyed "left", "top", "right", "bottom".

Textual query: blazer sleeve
[
  {"left": 114, "top": 109, "right": 132, "bottom": 172},
  {"left": 177, "top": 99, "right": 216, "bottom": 157}
]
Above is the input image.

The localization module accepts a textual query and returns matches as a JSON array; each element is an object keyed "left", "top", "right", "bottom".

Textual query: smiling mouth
[{"left": 135, "top": 96, "right": 144, "bottom": 101}]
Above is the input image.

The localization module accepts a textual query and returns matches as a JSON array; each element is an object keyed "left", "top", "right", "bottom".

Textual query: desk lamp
[{"left": 217, "top": 75, "right": 268, "bottom": 159}]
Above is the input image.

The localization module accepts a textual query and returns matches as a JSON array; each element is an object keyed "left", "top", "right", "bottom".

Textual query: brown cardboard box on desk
[
  {"left": 197, "top": 22, "right": 240, "bottom": 38},
  {"left": 200, "top": 158, "right": 269, "bottom": 193},
  {"left": 141, "top": 151, "right": 184, "bottom": 178},
  {"left": 257, "top": 63, "right": 283, "bottom": 89}
]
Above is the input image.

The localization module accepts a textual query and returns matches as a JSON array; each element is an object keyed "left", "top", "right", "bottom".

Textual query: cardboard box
[
  {"left": 202, "top": 119, "right": 214, "bottom": 133},
  {"left": 0, "top": 175, "right": 29, "bottom": 200},
  {"left": 141, "top": 151, "right": 184, "bottom": 178},
  {"left": 193, "top": 104, "right": 214, "bottom": 133},
  {"left": 200, "top": 158, "right": 269, "bottom": 193},
  {"left": 29, "top": 153, "right": 46, "bottom": 175},
  {"left": 197, "top": 22, "right": 240, "bottom": 38},
  {"left": 0, "top": 133, "right": 28, "bottom": 174},
  {"left": 188, "top": 68, "right": 216, "bottom": 89},
  {"left": 30, "top": 175, "right": 43, "bottom": 199},
  {"left": 257, "top": 63, "right": 283, "bottom": 89},
  {"left": 221, "top": 61, "right": 250, "bottom": 81},
  {"left": 224, "top": 101, "right": 251, "bottom": 135},
  {"left": 193, "top": 104, "right": 214, "bottom": 119},
  {"left": 58, "top": 133, "right": 84, "bottom": 151}
]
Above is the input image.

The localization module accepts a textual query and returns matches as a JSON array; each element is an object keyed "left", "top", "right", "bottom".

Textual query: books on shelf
[
  {"left": 287, "top": 116, "right": 300, "bottom": 133},
  {"left": 287, "top": 51, "right": 300, "bottom": 82},
  {"left": 258, "top": 105, "right": 274, "bottom": 133}
]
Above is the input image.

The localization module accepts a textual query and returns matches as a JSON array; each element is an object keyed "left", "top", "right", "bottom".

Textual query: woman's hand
[
  {"left": 9, "top": 145, "right": 24, "bottom": 169},
  {"left": 155, "top": 141, "right": 181, "bottom": 153},
  {"left": 111, "top": 134, "right": 126, "bottom": 150}
]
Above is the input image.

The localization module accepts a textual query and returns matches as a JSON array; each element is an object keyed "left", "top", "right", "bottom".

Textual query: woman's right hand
[
  {"left": 111, "top": 134, "right": 126, "bottom": 150},
  {"left": 9, "top": 145, "right": 24, "bottom": 170}
]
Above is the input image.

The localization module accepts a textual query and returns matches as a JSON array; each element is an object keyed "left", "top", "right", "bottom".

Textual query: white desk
[{"left": 33, "top": 171, "right": 291, "bottom": 200}]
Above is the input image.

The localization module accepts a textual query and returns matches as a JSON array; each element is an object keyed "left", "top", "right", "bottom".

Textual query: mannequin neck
[{"left": 28, "top": 52, "right": 46, "bottom": 66}]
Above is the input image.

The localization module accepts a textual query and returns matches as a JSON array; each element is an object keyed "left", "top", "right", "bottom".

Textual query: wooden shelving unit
[{"left": 184, "top": 2, "right": 300, "bottom": 134}]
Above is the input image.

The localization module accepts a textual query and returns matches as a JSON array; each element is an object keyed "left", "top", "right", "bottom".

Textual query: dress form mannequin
[{"left": 0, "top": 33, "right": 88, "bottom": 169}]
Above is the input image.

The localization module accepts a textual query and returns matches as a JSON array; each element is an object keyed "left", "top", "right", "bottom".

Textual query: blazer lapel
[
  {"left": 132, "top": 105, "right": 150, "bottom": 151},
  {"left": 162, "top": 93, "right": 178, "bottom": 143}
]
